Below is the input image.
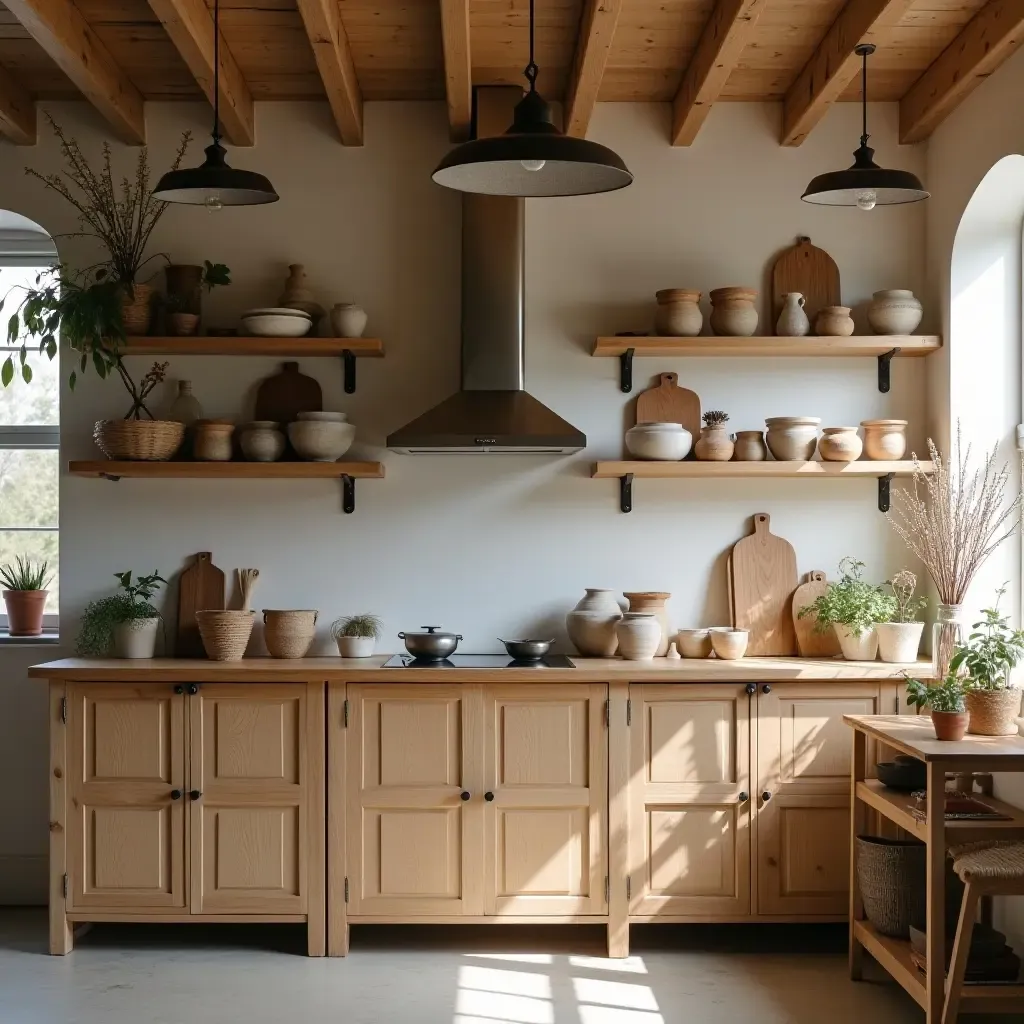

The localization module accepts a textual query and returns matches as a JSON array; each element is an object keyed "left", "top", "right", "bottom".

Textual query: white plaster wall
[{"left": 0, "top": 98, "right": 927, "bottom": 901}]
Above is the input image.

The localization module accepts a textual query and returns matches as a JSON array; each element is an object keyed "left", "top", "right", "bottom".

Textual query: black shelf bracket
[
  {"left": 619, "top": 473, "right": 634, "bottom": 514},
  {"left": 342, "top": 474, "right": 356, "bottom": 514},
  {"left": 100, "top": 473, "right": 122, "bottom": 482},
  {"left": 619, "top": 348, "right": 635, "bottom": 393},
  {"left": 342, "top": 349, "right": 357, "bottom": 394},
  {"left": 877, "top": 347, "right": 900, "bottom": 393},
  {"left": 877, "top": 473, "right": 895, "bottom": 513}
]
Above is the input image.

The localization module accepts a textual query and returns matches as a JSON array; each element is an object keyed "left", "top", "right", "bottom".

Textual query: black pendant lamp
[
  {"left": 802, "top": 44, "right": 928, "bottom": 210},
  {"left": 152, "top": 0, "right": 278, "bottom": 208},
  {"left": 432, "top": 0, "right": 632, "bottom": 197}
]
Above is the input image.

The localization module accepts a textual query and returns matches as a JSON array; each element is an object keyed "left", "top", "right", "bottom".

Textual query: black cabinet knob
[
  {"left": 189, "top": 790, "right": 202, "bottom": 800},
  {"left": 484, "top": 792, "right": 495, "bottom": 802},
  {"left": 761, "top": 791, "right": 771, "bottom": 802},
  {"left": 762, "top": 684, "right": 772, "bottom": 694},
  {"left": 745, "top": 683, "right": 756, "bottom": 695},
  {"left": 173, "top": 685, "right": 184, "bottom": 695},
  {"left": 460, "top": 791, "right": 470, "bottom": 801},
  {"left": 738, "top": 791, "right": 748, "bottom": 802},
  {"left": 187, "top": 684, "right": 200, "bottom": 695},
  {"left": 170, "top": 789, "right": 182, "bottom": 800}
]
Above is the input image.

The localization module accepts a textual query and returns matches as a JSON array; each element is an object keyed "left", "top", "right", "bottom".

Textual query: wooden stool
[{"left": 942, "top": 842, "right": 1024, "bottom": 1023}]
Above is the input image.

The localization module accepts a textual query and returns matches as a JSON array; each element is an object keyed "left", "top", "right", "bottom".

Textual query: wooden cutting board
[
  {"left": 792, "top": 570, "right": 841, "bottom": 658},
  {"left": 636, "top": 372, "right": 701, "bottom": 439},
  {"left": 730, "top": 513, "right": 798, "bottom": 656},
  {"left": 770, "top": 236, "right": 840, "bottom": 334},
  {"left": 177, "top": 552, "right": 225, "bottom": 657},
  {"left": 254, "top": 361, "right": 322, "bottom": 425}
]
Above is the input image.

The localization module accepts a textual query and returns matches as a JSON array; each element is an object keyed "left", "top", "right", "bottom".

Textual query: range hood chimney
[{"left": 386, "top": 91, "right": 586, "bottom": 455}]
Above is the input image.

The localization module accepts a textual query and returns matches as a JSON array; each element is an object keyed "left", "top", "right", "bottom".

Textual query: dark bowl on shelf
[{"left": 876, "top": 757, "right": 927, "bottom": 792}]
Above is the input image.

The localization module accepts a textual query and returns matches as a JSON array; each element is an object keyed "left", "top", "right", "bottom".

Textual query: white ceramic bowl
[
  {"left": 288, "top": 419, "right": 355, "bottom": 461},
  {"left": 243, "top": 308, "right": 313, "bottom": 319},
  {"left": 625, "top": 422, "right": 692, "bottom": 461},
  {"left": 297, "top": 411, "right": 348, "bottom": 423},
  {"left": 676, "top": 628, "right": 713, "bottom": 658},
  {"left": 241, "top": 313, "right": 312, "bottom": 338},
  {"left": 710, "top": 628, "right": 749, "bottom": 661}
]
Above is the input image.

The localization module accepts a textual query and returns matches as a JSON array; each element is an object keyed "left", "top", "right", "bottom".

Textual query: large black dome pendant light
[
  {"left": 431, "top": 0, "right": 632, "bottom": 197},
  {"left": 152, "top": 0, "right": 278, "bottom": 208},
  {"left": 801, "top": 44, "right": 928, "bottom": 209}
]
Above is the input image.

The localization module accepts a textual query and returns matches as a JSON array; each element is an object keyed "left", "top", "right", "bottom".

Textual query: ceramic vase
[
  {"left": 625, "top": 422, "right": 692, "bottom": 461},
  {"left": 694, "top": 425, "right": 734, "bottom": 461},
  {"left": 815, "top": 305, "right": 854, "bottom": 337},
  {"left": 834, "top": 623, "right": 878, "bottom": 661},
  {"left": 776, "top": 292, "right": 809, "bottom": 336},
  {"left": 278, "top": 264, "right": 325, "bottom": 323},
  {"left": 818, "top": 426, "right": 863, "bottom": 462},
  {"left": 566, "top": 589, "right": 621, "bottom": 657},
  {"left": 337, "top": 635, "right": 376, "bottom": 658},
  {"left": 615, "top": 612, "right": 661, "bottom": 661},
  {"left": 965, "top": 690, "right": 1023, "bottom": 736},
  {"left": 3, "top": 589, "right": 47, "bottom": 636},
  {"left": 765, "top": 417, "right": 820, "bottom": 460},
  {"left": 876, "top": 622, "right": 924, "bottom": 663},
  {"left": 623, "top": 592, "right": 671, "bottom": 656},
  {"left": 654, "top": 289, "right": 702, "bottom": 337},
  {"left": 676, "top": 628, "right": 713, "bottom": 658},
  {"left": 868, "top": 290, "right": 923, "bottom": 335},
  {"left": 331, "top": 303, "right": 368, "bottom": 338},
  {"left": 709, "top": 287, "right": 758, "bottom": 337},
  {"left": 113, "top": 617, "right": 160, "bottom": 659},
  {"left": 733, "top": 430, "right": 767, "bottom": 461},
  {"left": 194, "top": 420, "right": 235, "bottom": 461},
  {"left": 239, "top": 421, "right": 285, "bottom": 462},
  {"left": 861, "top": 420, "right": 908, "bottom": 460},
  {"left": 711, "top": 628, "right": 748, "bottom": 660}
]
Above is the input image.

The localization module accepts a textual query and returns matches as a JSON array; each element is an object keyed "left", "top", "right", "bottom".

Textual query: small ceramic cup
[
  {"left": 676, "top": 628, "right": 713, "bottom": 658},
  {"left": 711, "top": 628, "right": 749, "bottom": 660}
]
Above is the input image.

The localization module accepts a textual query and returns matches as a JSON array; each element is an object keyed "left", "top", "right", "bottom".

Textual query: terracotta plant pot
[
  {"left": 709, "top": 287, "right": 758, "bottom": 337},
  {"left": 861, "top": 420, "right": 908, "bottom": 460},
  {"left": 819, "top": 426, "right": 863, "bottom": 462},
  {"left": 3, "top": 589, "right": 47, "bottom": 636},
  {"left": 966, "top": 689, "right": 1022, "bottom": 736},
  {"left": 623, "top": 591, "right": 671, "bottom": 656},
  {"left": 654, "top": 289, "right": 702, "bottom": 337},
  {"left": 931, "top": 709, "right": 969, "bottom": 742},
  {"left": 169, "top": 312, "right": 199, "bottom": 337},
  {"left": 120, "top": 282, "right": 154, "bottom": 336},
  {"left": 834, "top": 623, "right": 879, "bottom": 661}
]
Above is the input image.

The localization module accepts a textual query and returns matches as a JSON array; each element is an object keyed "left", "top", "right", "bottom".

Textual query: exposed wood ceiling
[{"left": 0, "top": 0, "right": 1016, "bottom": 147}]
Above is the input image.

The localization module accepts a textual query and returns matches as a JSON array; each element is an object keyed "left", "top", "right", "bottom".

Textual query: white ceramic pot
[
  {"left": 625, "top": 422, "right": 692, "bottom": 461},
  {"left": 765, "top": 417, "right": 820, "bottom": 460},
  {"left": 113, "top": 617, "right": 160, "bottom": 659},
  {"left": 288, "top": 419, "right": 356, "bottom": 461},
  {"left": 776, "top": 292, "right": 809, "bottom": 336},
  {"left": 331, "top": 303, "right": 368, "bottom": 338},
  {"left": 239, "top": 421, "right": 285, "bottom": 462},
  {"left": 623, "top": 592, "right": 672, "bottom": 656},
  {"left": 815, "top": 305, "right": 854, "bottom": 337},
  {"left": 861, "top": 419, "right": 908, "bottom": 460},
  {"left": 711, "top": 628, "right": 749, "bottom": 660},
  {"left": 709, "top": 287, "right": 758, "bottom": 336},
  {"left": 834, "top": 623, "right": 879, "bottom": 661},
  {"left": 676, "top": 628, "right": 713, "bottom": 658},
  {"left": 867, "top": 290, "right": 923, "bottom": 335},
  {"left": 616, "top": 612, "right": 661, "bottom": 661},
  {"left": 654, "top": 289, "right": 702, "bottom": 337},
  {"left": 876, "top": 622, "right": 924, "bottom": 663},
  {"left": 566, "top": 589, "right": 622, "bottom": 657},
  {"left": 818, "top": 426, "right": 863, "bottom": 462},
  {"left": 336, "top": 635, "right": 376, "bottom": 658}
]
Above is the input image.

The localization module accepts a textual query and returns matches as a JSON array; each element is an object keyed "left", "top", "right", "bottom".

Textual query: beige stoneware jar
[
  {"left": 815, "top": 305, "right": 854, "bottom": 337},
  {"left": 694, "top": 425, "right": 734, "bottom": 461},
  {"left": 867, "top": 289, "right": 923, "bottom": 335},
  {"left": 676, "top": 628, "right": 713, "bottom": 658},
  {"left": 566, "top": 588, "right": 621, "bottom": 657},
  {"left": 623, "top": 592, "right": 671, "bottom": 656},
  {"left": 861, "top": 419, "right": 908, "bottom": 460},
  {"left": 709, "top": 287, "right": 758, "bottom": 337},
  {"left": 654, "top": 289, "right": 702, "bottom": 337},
  {"left": 615, "top": 613, "right": 662, "bottom": 661},
  {"left": 765, "top": 417, "right": 820, "bottom": 460},
  {"left": 818, "top": 426, "right": 863, "bottom": 462},
  {"left": 732, "top": 430, "right": 767, "bottom": 461}
]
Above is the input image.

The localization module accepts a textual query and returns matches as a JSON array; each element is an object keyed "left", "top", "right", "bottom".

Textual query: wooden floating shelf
[
  {"left": 121, "top": 337, "right": 384, "bottom": 357},
  {"left": 593, "top": 335, "right": 941, "bottom": 358}
]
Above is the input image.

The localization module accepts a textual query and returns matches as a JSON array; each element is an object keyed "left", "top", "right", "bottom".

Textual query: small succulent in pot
[
  {"left": 906, "top": 672, "right": 969, "bottom": 740},
  {"left": 77, "top": 570, "right": 166, "bottom": 659},
  {"left": 694, "top": 410, "right": 734, "bottom": 461},
  {"left": 876, "top": 569, "right": 927, "bottom": 664},
  {"left": 331, "top": 613, "right": 383, "bottom": 659},
  {"left": 1, "top": 556, "right": 53, "bottom": 636}
]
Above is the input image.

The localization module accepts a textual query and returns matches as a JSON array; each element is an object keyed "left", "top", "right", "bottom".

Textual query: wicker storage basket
[
  {"left": 121, "top": 282, "right": 154, "bottom": 336},
  {"left": 196, "top": 610, "right": 255, "bottom": 661},
  {"left": 263, "top": 609, "right": 317, "bottom": 660},
  {"left": 94, "top": 419, "right": 185, "bottom": 461},
  {"left": 855, "top": 835, "right": 926, "bottom": 938},
  {"left": 966, "top": 689, "right": 1023, "bottom": 736}
]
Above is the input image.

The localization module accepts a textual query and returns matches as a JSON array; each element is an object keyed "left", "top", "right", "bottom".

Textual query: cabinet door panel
[
  {"left": 347, "top": 685, "right": 483, "bottom": 916},
  {"left": 67, "top": 684, "right": 186, "bottom": 910},
  {"left": 485, "top": 685, "right": 606, "bottom": 915},
  {"left": 629, "top": 684, "right": 751, "bottom": 917}
]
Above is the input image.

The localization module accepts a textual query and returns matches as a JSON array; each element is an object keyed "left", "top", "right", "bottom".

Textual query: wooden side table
[{"left": 845, "top": 714, "right": 1024, "bottom": 1023}]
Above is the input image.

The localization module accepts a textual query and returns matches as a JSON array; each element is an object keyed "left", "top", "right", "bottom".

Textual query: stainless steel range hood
[{"left": 386, "top": 192, "right": 586, "bottom": 455}]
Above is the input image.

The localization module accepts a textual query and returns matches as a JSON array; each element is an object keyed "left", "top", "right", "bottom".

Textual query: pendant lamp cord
[
  {"left": 860, "top": 46, "right": 869, "bottom": 148},
  {"left": 212, "top": 0, "right": 221, "bottom": 145},
  {"left": 524, "top": 0, "right": 538, "bottom": 92}
]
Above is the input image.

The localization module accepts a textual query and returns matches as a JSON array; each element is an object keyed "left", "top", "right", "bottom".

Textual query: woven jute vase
[
  {"left": 855, "top": 836, "right": 926, "bottom": 938},
  {"left": 94, "top": 419, "right": 184, "bottom": 461},
  {"left": 966, "top": 689, "right": 1022, "bottom": 736},
  {"left": 263, "top": 609, "right": 317, "bottom": 659},
  {"left": 120, "top": 283, "right": 154, "bottom": 336},
  {"left": 196, "top": 610, "right": 255, "bottom": 661}
]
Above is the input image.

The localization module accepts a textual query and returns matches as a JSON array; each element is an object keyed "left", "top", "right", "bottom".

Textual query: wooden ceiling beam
[
  {"left": 296, "top": 0, "right": 363, "bottom": 145},
  {"left": 564, "top": 0, "right": 624, "bottom": 138},
  {"left": 3, "top": 0, "right": 145, "bottom": 144},
  {"left": 781, "top": 0, "right": 915, "bottom": 147},
  {"left": 0, "top": 62, "right": 36, "bottom": 144},
  {"left": 672, "top": 0, "right": 766, "bottom": 146},
  {"left": 146, "top": 0, "right": 254, "bottom": 147},
  {"left": 900, "top": 0, "right": 1024, "bottom": 144},
  {"left": 440, "top": 0, "right": 471, "bottom": 142}
]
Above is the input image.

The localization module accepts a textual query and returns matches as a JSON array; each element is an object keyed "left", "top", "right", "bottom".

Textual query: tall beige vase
[{"left": 622, "top": 592, "right": 671, "bottom": 656}]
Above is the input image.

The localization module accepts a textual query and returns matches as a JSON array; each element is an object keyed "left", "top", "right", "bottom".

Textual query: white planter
[
  {"left": 625, "top": 422, "right": 692, "bottom": 461},
  {"left": 833, "top": 623, "right": 878, "bottom": 662},
  {"left": 336, "top": 635, "right": 376, "bottom": 658},
  {"left": 876, "top": 622, "right": 924, "bottom": 664},
  {"left": 615, "top": 612, "right": 661, "bottom": 661},
  {"left": 113, "top": 617, "right": 160, "bottom": 659}
]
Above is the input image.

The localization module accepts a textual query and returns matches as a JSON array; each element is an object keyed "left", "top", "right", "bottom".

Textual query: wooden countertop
[
  {"left": 845, "top": 714, "right": 1024, "bottom": 763},
  {"left": 30, "top": 656, "right": 932, "bottom": 683}
]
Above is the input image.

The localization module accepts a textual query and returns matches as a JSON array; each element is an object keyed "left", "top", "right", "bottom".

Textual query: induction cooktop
[{"left": 383, "top": 654, "right": 575, "bottom": 669}]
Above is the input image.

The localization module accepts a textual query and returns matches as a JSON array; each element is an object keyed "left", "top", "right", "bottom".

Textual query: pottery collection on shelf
[
  {"left": 654, "top": 289, "right": 702, "bottom": 337},
  {"left": 709, "top": 287, "right": 758, "bottom": 337},
  {"left": 867, "top": 289, "right": 923, "bottom": 335},
  {"left": 776, "top": 292, "right": 809, "bottom": 337},
  {"left": 625, "top": 422, "right": 692, "bottom": 461}
]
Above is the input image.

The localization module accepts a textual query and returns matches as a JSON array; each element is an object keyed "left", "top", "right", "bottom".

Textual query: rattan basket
[
  {"left": 966, "top": 689, "right": 1023, "bottom": 736},
  {"left": 196, "top": 610, "right": 255, "bottom": 661},
  {"left": 855, "top": 835, "right": 926, "bottom": 938},
  {"left": 94, "top": 419, "right": 185, "bottom": 461},
  {"left": 263, "top": 609, "right": 318, "bottom": 659}
]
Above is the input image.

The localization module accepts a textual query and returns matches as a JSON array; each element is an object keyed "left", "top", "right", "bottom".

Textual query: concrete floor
[{"left": 0, "top": 909, "right": 987, "bottom": 1023}]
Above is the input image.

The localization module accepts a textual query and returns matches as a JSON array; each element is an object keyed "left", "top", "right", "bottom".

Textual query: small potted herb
[
  {"left": 694, "top": 410, "right": 734, "bottom": 461},
  {"left": 331, "top": 613, "right": 382, "bottom": 658},
  {"left": 799, "top": 557, "right": 896, "bottom": 661},
  {"left": 1, "top": 556, "right": 52, "bottom": 636},
  {"left": 165, "top": 293, "right": 200, "bottom": 337},
  {"left": 78, "top": 571, "right": 166, "bottom": 659},
  {"left": 906, "top": 673, "right": 969, "bottom": 741},
  {"left": 876, "top": 569, "right": 927, "bottom": 664}
]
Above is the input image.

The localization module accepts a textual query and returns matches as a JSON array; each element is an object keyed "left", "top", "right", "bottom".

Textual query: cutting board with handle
[
  {"left": 254, "top": 361, "right": 322, "bottom": 425},
  {"left": 729, "top": 513, "right": 798, "bottom": 656},
  {"left": 792, "top": 570, "right": 841, "bottom": 658},
  {"left": 177, "top": 552, "right": 225, "bottom": 657},
  {"left": 636, "top": 372, "right": 701, "bottom": 439},
  {"left": 770, "top": 236, "right": 840, "bottom": 334}
]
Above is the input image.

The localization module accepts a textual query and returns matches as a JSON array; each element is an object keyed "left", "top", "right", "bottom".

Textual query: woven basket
[
  {"left": 94, "top": 419, "right": 185, "bottom": 461},
  {"left": 966, "top": 689, "right": 1022, "bottom": 736},
  {"left": 855, "top": 835, "right": 926, "bottom": 938},
  {"left": 196, "top": 610, "right": 255, "bottom": 661},
  {"left": 263, "top": 609, "right": 317, "bottom": 660},
  {"left": 121, "top": 282, "right": 154, "bottom": 336}
]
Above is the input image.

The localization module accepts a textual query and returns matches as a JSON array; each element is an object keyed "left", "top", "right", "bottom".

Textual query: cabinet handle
[
  {"left": 484, "top": 792, "right": 495, "bottom": 802},
  {"left": 738, "top": 791, "right": 748, "bottom": 802},
  {"left": 189, "top": 790, "right": 202, "bottom": 801},
  {"left": 745, "top": 683, "right": 756, "bottom": 695},
  {"left": 173, "top": 685, "right": 184, "bottom": 695},
  {"left": 460, "top": 791, "right": 470, "bottom": 801},
  {"left": 170, "top": 789, "right": 182, "bottom": 800},
  {"left": 761, "top": 791, "right": 772, "bottom": 802},
  {"left": 187, "top": 684, "right": 200, "bottom": 695},
  {"left": 762, "top": 684, "right": 771, "bottom": 694}
]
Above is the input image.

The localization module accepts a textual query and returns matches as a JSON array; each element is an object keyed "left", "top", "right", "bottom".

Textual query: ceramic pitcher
[{"left": 776, "top": 292, "right": 809, "bottom": 336}]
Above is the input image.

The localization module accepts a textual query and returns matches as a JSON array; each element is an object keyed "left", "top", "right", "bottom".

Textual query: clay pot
[
  {"left": 877, "top": 622, "right": 924, "bottom": 664},
  {"left": 711, "top": 628, "right": 749, "bottom": 660},
  {"left": 776, "top": 292, "right": 809, "bottom": 336},
  {"left": 819, "top": 426, "right": 863, "bottom": 463},
  {"left": 615, "top": 612, "right": 662, "bottom": 661},
  {"left": 966, "top": 689, "right": 1023, "bottom": 736},
  {"left": 676, "top": 628, "right": 712, "bottom": 658},
  {"left": 931, "top": 709, "right": 969, "bottom": 742},
  {"left": 654, "top": 289, "right": 702, "bottom": 337},
  {"left": 120, "top": 282, "right": 154, "bottom": 336},
  {"left": 694, "top": 425, "right": 734, "bottom": 461},
  {"left": 733, "top": 430, "right": 767, "bottom": 461},
  {"left": 566, "top": 589, "right": 621, "bottom": 657},
  {"left": 169, "top": 312, "right": 200, "bottom": 337},
  {"left": 765, "top": 417, "right": 820, "bottom": 460},
  {"left": 239, "top": 421, "right": 285, "bottom": 462},
  {"left": 278, "top": 264, "right": 325, "bottom": 323},
  {"left": 815, "top": 305, "right": 854, "bottom": 337},
  {"left": 868, "top": 290, "right": 923, "bottom": 335},
  {"left": 834, "top": 623, "right": 878, "bottom": 661},
  {"left": 625, "top": 422, "right": 692, "bottom": 461},
  {"left": 331, "top": 303, "right": 368, "bottom": 338},
  {"left": 623, "top": 591, "right": 671, "bottom": 656},
  {"left": 3, "top": 589, "right": 47, "bottom": 636},
  {"left": 194, "top": 419, "right": 235, "bottom": 461},
  {"left": 861, "top": 420, "right": 908, "bottom": 460},
  {"left": 288, "top": 417, "right": 355, "bottom": 461},
  {"left": 113, "top": 618, "right": 160, "bottom": 659},
  {"left": 709, "top": 287, "right": 758, "bottom": 337}
]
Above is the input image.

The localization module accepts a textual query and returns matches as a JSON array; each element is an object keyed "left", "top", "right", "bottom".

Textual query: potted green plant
[
  {"left": 1, "top": 556, "right": 52, "bottom": 636},
  {"left": 876, "top": 569, "right": 927, "bottom": 664},
  {"left": 949, "top": 588, "right": 1024, "bottom": 736},
  {"left": 77, "top": 570, "right": 166, "bottom": 659},
  {"left": 799, "top": 557, "right": 896, "bottom": 661},
  {"left": 331, "top": 613, "right": 382, "bottom": 658},
  {"left": 906, "top": 673, "right": 970, "bottom": 741}
]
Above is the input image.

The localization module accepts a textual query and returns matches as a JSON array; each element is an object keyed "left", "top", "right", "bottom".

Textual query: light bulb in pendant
[
  {"left": 856, "top": 190, "right": 877, "bottom": 211},
  {"left": 521, "top": 159, "right": 546, "bottom": 172},
  {"left": 205, "top": 192, "right": 224, "bottom": 212}
]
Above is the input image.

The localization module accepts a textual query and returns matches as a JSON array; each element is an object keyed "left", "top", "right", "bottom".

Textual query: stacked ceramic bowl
[
  {"left": 240, "top": 307, "right": 312, "bottom": 337},
  {"left": 288, "top": 411, "right": 355, "bottom": 461}
]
